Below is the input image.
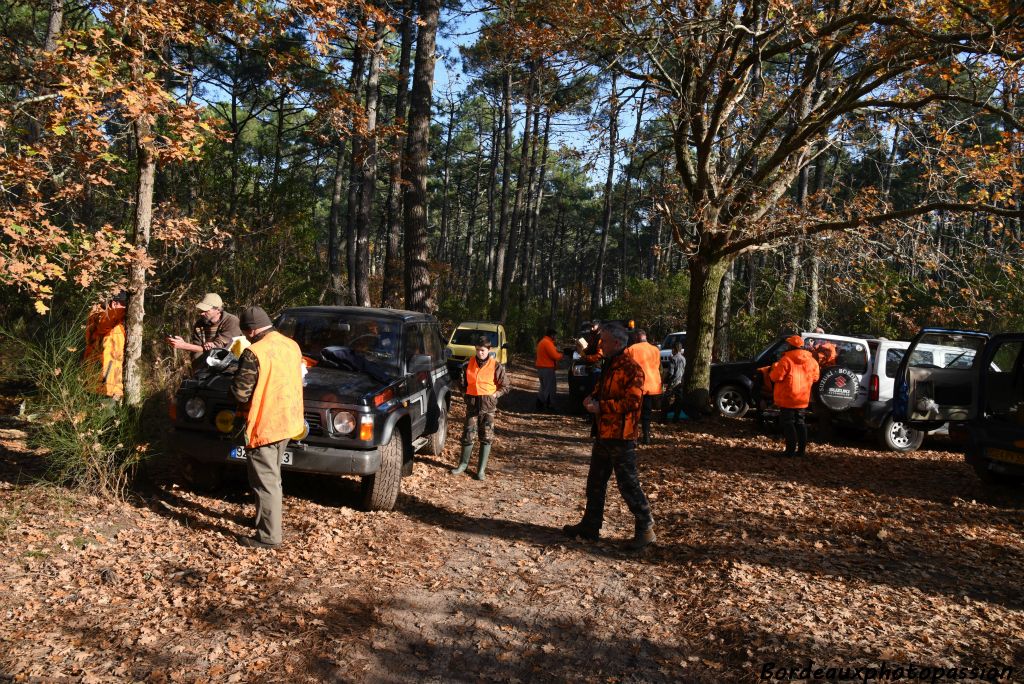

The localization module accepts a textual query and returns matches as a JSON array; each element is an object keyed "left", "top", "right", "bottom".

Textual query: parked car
[
  {"left": 711, "top": 333, "right": 871, "bottom": 418},
  {"left": 446, "top": 321, "right": 507, "bottom": 380},
  {"left": 659, "top": 331, "right": 687, "bottom": 372},
  {"left": 895, "top": 328, "right": 1019, "bottom": 486},
  {"left": 169, "top": 306, "right": 453, "bottom": 511}
]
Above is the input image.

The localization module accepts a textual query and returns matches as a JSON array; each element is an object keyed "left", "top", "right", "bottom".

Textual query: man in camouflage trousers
[{"left": 563, "top": 323, "right": 656, "bottom": 550}]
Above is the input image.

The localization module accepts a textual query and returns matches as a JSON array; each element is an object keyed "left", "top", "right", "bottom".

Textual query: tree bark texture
[{"left": 402, "top": 0, "right": 440, "bottom": 313}]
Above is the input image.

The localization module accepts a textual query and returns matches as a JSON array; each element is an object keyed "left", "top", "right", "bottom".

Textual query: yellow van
[{"left": 446, "top": 321, "right": 508, "bottom": 374}]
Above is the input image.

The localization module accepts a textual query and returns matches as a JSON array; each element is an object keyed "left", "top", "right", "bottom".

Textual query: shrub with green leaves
[{"left": 2, "top": 322, "right": 148, "bottom": 499}]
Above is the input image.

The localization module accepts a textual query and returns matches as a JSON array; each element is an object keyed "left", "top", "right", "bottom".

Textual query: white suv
[{"left": 849, "top": 337, "right": 978, "bottom": 451}]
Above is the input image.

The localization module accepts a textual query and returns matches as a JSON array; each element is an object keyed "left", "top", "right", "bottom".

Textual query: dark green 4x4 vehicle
[{"left": 170, "top": 306, "right": 453, "bottom": 511}]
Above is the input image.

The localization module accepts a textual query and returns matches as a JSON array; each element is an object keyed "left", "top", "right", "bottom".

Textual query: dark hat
[
  {"left": 475, "top": 335, "right": 493, "bottom": 348},
  {"left": 239, "top": 306, "right": 273, "bottom": 331},
  {"left": 110, "top": 289, "right": 129, "bottom": 304}
]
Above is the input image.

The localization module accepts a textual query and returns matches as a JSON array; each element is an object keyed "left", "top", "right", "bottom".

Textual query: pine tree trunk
[
  {"left": 402, "top": 0, "right": 439, "bottom": 312},
  {"left": 714, "top": 260, "right": 734, "bottom": 362},
  {"left": 498, "top": 77, "right": 535, "bottom": 322},
  {"left": 355, "top": 25, "right": 383, "bottom": 307},
  {"left": 591, "top": 72, "right": 618, "bottom": 315},
  {"left": 491, "top": 72, "right": 513, "bottom": 302},
  {"left": 326, "top": 144, "right": 346, "bottom": 304},
  {"left": 381, "top": 0, "right": 414, "bottom": 308}
]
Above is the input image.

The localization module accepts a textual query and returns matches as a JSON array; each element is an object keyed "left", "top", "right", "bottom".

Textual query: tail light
[
  {"left": 168, "top": 397, "right": 177, "bottom": 421},
  {"left": 869, "top": 375, "right": 879, "bottom": 401}
]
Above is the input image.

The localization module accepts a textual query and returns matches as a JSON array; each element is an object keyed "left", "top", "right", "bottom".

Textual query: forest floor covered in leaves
[{"left": 1, "top": 362, "right": 1023, "bottom": 683}]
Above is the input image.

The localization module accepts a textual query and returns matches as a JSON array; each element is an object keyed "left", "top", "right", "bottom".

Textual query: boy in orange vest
[
  {"left": 84, "top": 290, "right": 127, "bottom": 401},
  {"left": 451, "top": 336, "right": 510, "bottom": 480}
]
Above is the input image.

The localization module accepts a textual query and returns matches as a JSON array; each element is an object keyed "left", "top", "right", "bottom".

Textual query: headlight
[
  {"left": 572, "top": 365, "right": 588, "bottom": 377},
  {"left": 331, "top": 410, "right": 356, "bottom": 434},
  {"left": 184, "top": 396, "right": 206, "bottom": 419}
]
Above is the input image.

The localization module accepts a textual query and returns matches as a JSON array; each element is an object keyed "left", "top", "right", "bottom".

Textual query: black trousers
[
  {"left": 779, "top": 408, "right": 808, "bottom": 456},
  {"left": 580, "top": 439, "right": 654, "bottom": 532}
]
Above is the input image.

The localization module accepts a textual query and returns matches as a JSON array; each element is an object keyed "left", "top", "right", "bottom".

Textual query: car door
[
  {"left": 402, "top": 322, "right": 430, "bottom": 436},
  {"left": 893, "top": 329, "right": 990, "bottom": 427}
]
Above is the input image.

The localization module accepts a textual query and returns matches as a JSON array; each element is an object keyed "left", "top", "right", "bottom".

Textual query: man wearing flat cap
[
  {"left": 230, "top": 306, "right": 305, "bottom": 549},
  {"left": 166, "top": 292, "right": 242, "bottom": 360}
]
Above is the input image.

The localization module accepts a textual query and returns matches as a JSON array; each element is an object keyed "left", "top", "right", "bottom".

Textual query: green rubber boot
[
  {"left": 451, "top": 444, "right": 473, "bottom": 475},
  {"left": 474, "top": 444, "right": 491, "bottom": 481}
]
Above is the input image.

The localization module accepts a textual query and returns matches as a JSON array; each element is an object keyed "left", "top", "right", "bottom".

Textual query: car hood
[{"left": 303, "top": 366, "right": 388, "bottom": 404}]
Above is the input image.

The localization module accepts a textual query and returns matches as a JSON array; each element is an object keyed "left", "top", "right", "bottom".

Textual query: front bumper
[{"left": 170, "top": 428, "right": 381, "bottom": 476}]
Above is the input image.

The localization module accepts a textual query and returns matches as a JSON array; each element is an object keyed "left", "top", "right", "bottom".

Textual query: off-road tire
[
  {"left": 181, "top": 457, "right": 223, "bottom": 492},
  {"left": 421, "top": 403, "right": 448, "bottom": 456},
  {"left": 714, "top": 385, "right": 749, "bottom": 418},
  {"left": 361, "top": 434, "right": 404, "bottom": 511},
  {"left": 877, "top": 415, "right": 924, "bottom": 452}
]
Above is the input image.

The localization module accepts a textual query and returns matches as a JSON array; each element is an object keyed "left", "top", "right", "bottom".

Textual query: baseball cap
[{"left": 196, "top": 293, "right": 223, "bottom": 311}]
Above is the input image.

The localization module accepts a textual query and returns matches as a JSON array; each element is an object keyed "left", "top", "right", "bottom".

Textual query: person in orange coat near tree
[
  {"left": 769, "top": 335, "right": 821, "bottom": 457},
  {"left": 535, "top": 328, "right": 563, "bottom": 413},
  {"left": 624, "top": 330, "right": 663, "bottom": 444},
  {"left": 84, "top": 290, "right": 127, "bottom": 401}
]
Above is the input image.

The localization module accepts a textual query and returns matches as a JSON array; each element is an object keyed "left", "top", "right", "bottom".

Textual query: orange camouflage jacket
[{"left": 592, "top": 350, "right": 645, "bottom": 440}]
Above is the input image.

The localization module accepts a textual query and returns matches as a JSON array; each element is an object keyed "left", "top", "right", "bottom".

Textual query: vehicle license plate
[
  {"left": 229, "top": 450, "right": 292, "bottom": 465},
  {"left": 987, "top": 447, "right": 1024, "bottom": 465}
]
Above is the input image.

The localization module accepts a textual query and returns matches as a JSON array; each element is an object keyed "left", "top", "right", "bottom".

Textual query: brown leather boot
[{"left": 625, "top": 524, "right": 656, "bottom": 550}]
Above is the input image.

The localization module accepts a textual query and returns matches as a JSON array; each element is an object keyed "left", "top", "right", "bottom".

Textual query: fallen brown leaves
[{"left": 0, "top": 362, "right": 1022, "bottom": 682}]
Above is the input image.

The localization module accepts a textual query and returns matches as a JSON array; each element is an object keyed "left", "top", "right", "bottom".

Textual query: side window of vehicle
[
  {"left": 422, "top": 323, "right": 443, "bottom": 363},
  {"left": 832, "top": 341, "right": 868, "bottom": 374},
  {"left": 885, "top": 349, "right": 933, "bottom": 378},
  {"left": 403, "top": 324, "right": 424, "bottom": 368},
  {"left": 984, "top": 340, "right": 1024, "bottom": 419}
]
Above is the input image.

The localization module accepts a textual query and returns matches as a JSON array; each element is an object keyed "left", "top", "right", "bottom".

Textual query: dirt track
[{"left": 1, "top": 364, "right": 1023, "bottom": 682}]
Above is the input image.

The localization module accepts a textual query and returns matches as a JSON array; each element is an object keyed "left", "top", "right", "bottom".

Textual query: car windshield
[
  {"left": 276, "top": 312, "right": 402, "bottom": 376},
  {"left": 661, "top": 333, "right": 685, "bottom": 349},
  {"left": 451, "top": 328, "right": 498, "bottom": 347}
]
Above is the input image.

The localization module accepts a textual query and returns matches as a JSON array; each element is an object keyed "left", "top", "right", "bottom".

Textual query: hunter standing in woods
[
  {"left": 84, "top": 290, "right": 127, "bottom": 401},
  {"left": 624, "top": 329, "right": 663, "bottom": 444},
  {"left": 769, "top": 334, "right": 821, "bottom": 458},
  {"left": 564, "top": 323, "right": 656, "bottom": 550},
  {"left": 230, "top": 306, "right": 305, "bottom": 549},
  {"left": 535, "top": 328, "right": 563, "bottom": 413},
  {"left": 166, "top": 293, "right": 242, "bottom": 362},
  {"left": 451, "top": 336, "right": 510, "bottom": 481}
]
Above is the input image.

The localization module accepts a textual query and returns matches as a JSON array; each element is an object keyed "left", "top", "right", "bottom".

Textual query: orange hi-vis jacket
[
  {"left": 244, "top": 330, "right": 305, "bottom": 448},
  {"left": 466, "top": 355, "right": 498, "bottom": 396},
  {"left": 84, "top": 307, "right": 125, "bottom": 398},
  {"left": 535, "top": 336, "right": 563, "bottom": 369},
  {"left": 593, "top": 351, "right": 645, "bottom": 440},
  {"left": 811, "top": 341, "right": 838, "bottom": 367},
  {"left": 625, "top": 341, "right": 663, "bottom": 396},
  {"left": 769, "top": 347, "right": 821, "bottom": 409}
]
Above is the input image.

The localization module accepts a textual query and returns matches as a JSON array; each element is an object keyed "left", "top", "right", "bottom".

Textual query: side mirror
[
  {"left": 501, "top": 342, "right": 509, "bottom": 350},
  {"left": 408, "top": 354, "right": 432, "bottom": 373}
]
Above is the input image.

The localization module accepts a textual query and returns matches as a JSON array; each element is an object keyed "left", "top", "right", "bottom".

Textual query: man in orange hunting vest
[
  {"left": 451, "top": 336, "right": 509, "bottom": 481},
  {"left": 534, "top": 327, "right": 563, "bottom": 413},
  {"left": 769, "top": 334, "right": 821, "bottom": 458},
  {"left": 230, "top": 306, "right": 304, "bottom": 549},
  {"left": 84, "top": 290, "right": 127, "bottom": 401},
  {"left": 624, "top": 329, "right": 663, "bottom": 444}
]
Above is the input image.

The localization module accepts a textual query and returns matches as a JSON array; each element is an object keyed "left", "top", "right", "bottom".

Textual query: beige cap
[{"left": 196, "top": 293, "right": 223, "bottom": 311}]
